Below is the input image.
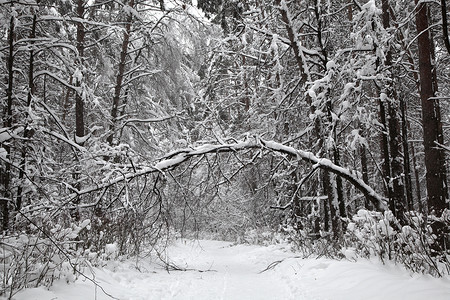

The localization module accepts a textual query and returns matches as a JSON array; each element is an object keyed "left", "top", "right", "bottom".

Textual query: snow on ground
[{"left": 8, "top": 240, "right": 450, "bottom": 300}]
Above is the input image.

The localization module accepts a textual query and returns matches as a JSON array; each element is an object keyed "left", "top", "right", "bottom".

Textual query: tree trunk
[
  {"left": 276, "top": 0, "right": 332, "bottom": 236},
  {"left": 400, "top": 97, "right": 413, "bottom": 211},
  {"left": 323, "top": 181, "right": 330, "bottom": 232},
  {"left": 275, "top": 0, "right": 308, "bottom": 85},
  {"left": 378, "top": 99, "right": 392, "bottom": 204},
  {"left": 75, "top": 0, "right": 85, "bottom": 143},
  {"left": 323, "top": 171, "right": 339, "bottom": 238},
  {"left": 347, "top": 0, "right": 353, "bottom": 21},
  {"left": 360, "top": 144, "right": 370, "bottom": 209},
  {"left": 414, "top": 0, "right": 448, "bottom": 216},
  {"left": 333, "top": 147, "right": 346, "bottom": 220},
  {"left": 71, "top": 0, "right": 87, "bottom": 221},
  {"left": 16, "top": 13, "right": 38, "bottom": 211},
  {"left": 410, "top": 143, "right": 423, "bottom": 212},
  {"left": 441, "top": 0, "right": 450, "bottom": 55},
  {"left": 1, "top": 15, "right": 15, "bottom": 232},
  {"left": 107, "top": 0, "right": 135, "bottom": 146},
  {"left": 380, "top": 0, "right": 406, "bottom": 221},
  {"left": 316, "top": 0, "right": 346, "bottom": 221},
  {"left": 387, "top": 99, "right": 405, "bottom": 220}
]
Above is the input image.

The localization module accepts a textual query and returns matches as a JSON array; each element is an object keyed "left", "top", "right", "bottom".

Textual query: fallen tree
[{"left": 67, "top": 137, "right": 388, "bottom": 212}]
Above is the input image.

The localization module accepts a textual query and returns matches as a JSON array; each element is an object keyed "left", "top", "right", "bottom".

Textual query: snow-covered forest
[{"left": 1, "top": 0, "right": 450, "bottom": 298}]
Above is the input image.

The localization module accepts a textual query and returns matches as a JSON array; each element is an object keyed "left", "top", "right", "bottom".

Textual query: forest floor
[{"left": 9, "top": 239, "right": 450, "bottom": 300}]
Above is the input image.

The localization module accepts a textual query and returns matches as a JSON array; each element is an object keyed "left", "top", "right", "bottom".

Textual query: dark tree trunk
[
  {"left": 347, "top": 0, "right": 353, "bottom": 21},
  {"left": 16, "top": 13, "right": 38, "bottom": 211},
  {"left": 323, "top": 171, "right": 339, "bottom": 238},
  {"left": 360, "top": 144, "right": 370, "bottom": 209},
  {"left": 323, "top": 187, "right": 330, "bottom": 232},
  {"left": 71, "top": 0, "right": 87, "bottom": 221},
  {"left": 277, "top": 0, "right": 333, "bottom": 236},
  {"left": 107, "top": 0, "right": 135, "bottom": 146},
  {"left": 378, "top": 99, "right": 392, "bottom": 204},
  {"left": 291, "top": 171, "right": 302, "bottom": 230},
  {"left": 400, "top": 97, "right": 413, "bottom": 211},
  {"left": 414, "top": 0, "right": 448, "bottom": 216},
  {"left": 410, "top": 143, "right": 423, "bottom": 212},
  {"left": 387, "top": 99, "right": 405, "bottom": 219},
  {"left": 334, "top": 147, "right": 346, "bottom": 219},
  {"left": 380, "top": 0, "right": 406, "bottom": 221},
  {"left": 275, "top": 0, "right": 308, "bottom": 85},
  {"left": 1, "top": 15, "right": 15, "bottom": 232},
  {"left": 441, "top": 0, "right": 450, "bottom": 54},
  {"left": 75, "top": 0, "right": 85, "bottom": 143}
]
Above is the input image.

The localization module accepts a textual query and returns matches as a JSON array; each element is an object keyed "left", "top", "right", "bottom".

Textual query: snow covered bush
[
  {"left": 0, "top": 220, "right": 91, "bottom": 299},
  {"left": 283, "top": 225, "right": 344, "bottom": 259},
  {"left": 344, "top": 209, "right": 450, "bottom": 276},
  {"left": 239, "top": 227, "right": 287, "bottom": 246}
]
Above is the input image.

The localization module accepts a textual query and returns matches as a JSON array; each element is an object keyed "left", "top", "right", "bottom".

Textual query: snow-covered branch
[
  {"left": 71, "top": 138, "right": 387, "bottom": 212},
  {"left": 34, "top": 71, "right": 82, "bottom": 93},
  {"left": 0, "top": 126, "right": 24, "bottom": 144},
  {"left": 259, "top": 140, "right": 388, "bottom": 211},
  {"left": 121, "top": 115, "right": 176, "bottom": 127}
]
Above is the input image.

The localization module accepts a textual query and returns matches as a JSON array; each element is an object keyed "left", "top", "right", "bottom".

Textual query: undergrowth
[{"left": 1, "top": 208, "right": 449, "bottom": 298}]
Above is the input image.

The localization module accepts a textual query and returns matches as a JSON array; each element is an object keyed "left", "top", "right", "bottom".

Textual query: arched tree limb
[
  {"left": 259, "top": 140, "right": 388, "bottom": 212},
  {"left": 67, "top": 138, "right": 388, "bottom": 212}
]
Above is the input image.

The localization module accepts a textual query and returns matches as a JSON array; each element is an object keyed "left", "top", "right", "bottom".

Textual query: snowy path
[
  {"left": 115, "top": 240, "right": 294, "bottom": 300},
  {"left": 11, "top": 240, "right": 450, "bottom": 300},
  {"left": 152, "top": 240, "right": 295, "bottom": 300}
]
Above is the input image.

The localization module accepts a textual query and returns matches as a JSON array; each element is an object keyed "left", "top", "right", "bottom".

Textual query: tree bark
[
  {"left": 387, "top": 100, "right": 405, "bottom": 219},
  {"left": 323, "top": 170, "right": 339, "bottom": 238},
  {"left": 411, "top": 144, "right": 423, "bottom": 212},
  {"left": 400, "top": 97, "right": 413, "bottom": 211},
  {"left": 316, "top": 0, "right": 346, "bottom": 221},
  {"left": 16, "top": 13, "right": 38, "bottom": 211},
  {"left": 71, "top": 0, "right": 87, "bottom": 221},
  {"left": 334, "top": 147, "right": 346, "bottom": 219},
  {"left": 381, "top": 0, "right": 406, "bottom": 221},
  {"left": 322, "top": 174, "right": 330, "bottom": 232},
  {"left": 360, "top": 144, "right": 370, "bottom": 209},
  {"left": 414, "top": 0, "right": 448, "bottom": 216},
  {"left": 441, "top": 0, "right": 450, "bottom": 54},
  {"left": 378, "top": 98, "right": 392, "bottom": 204},
  {"left": 75, "top": 0, "right": 85, "bottom": 143},
  {"left": 275, "top": 0, "right": 308, "bottom": 85},
  {"left": 1, "top": 15, "right": 15, "bottom": 232},
  {"left": 107, "top": 0, "right": 135, "bottom": 146}
]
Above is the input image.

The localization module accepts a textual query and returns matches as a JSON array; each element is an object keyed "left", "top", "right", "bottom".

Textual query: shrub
[{"left": 344, "top": 209, "right": 450, "bottom": 276}]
